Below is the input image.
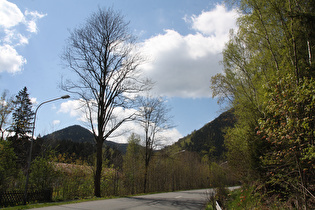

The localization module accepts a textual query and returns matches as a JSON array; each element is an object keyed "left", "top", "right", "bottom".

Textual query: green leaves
[
  {"left": 212, "top": 0, "right": 314, "bottom": 206},
  {"left": 258, "top": 74, "right": 315, "bottom": 200}
]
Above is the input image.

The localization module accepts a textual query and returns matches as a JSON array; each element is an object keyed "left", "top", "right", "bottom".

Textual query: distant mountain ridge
[{"left": 42, "top": 125, "right": 128, "bottom": 154}]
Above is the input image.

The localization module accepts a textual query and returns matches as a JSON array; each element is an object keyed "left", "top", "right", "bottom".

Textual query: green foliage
[
  {"left": 6, "top": 135, "right": 30, "bottom": 169},
  {"left": 0, "top": 140, "right": 19, "bottom": 191},
  {"left": 29, "top": 155, "right": 58, "bottom": 191},
  {"left": 53, "top": 162, "right": 94, "bottom": 200},
  {"left": 211, "top": 0, "right": 314, "bottom": 207},
  {"left": 123, "top": 133, "right": 144, "bottom": 195},
  {"left": 173, "top": 110, "right": 236, "bottom": 160},
  {"left": 208, "top": 162, "right": 239, "bottom": 188},
  {"left": 258, "top": 74, "right": 315, "bottom": 205},
  {"left": 226, "top": 186, "right": 264, "bottom": 209},
  {"left": 50, "top": 140, "right": 95, "bottom": 162},
  {"left": 224, "top": 124, "right": 252, "bottom": 181}
]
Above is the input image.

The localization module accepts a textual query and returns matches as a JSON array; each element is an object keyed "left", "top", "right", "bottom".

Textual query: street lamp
[{"left": 24, "top": 95, "right": 70, "bottom": 205}]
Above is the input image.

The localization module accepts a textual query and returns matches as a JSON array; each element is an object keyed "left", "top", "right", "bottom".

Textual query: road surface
[{"left": 33, "top": 189, "right": 215, "bottom": 210}]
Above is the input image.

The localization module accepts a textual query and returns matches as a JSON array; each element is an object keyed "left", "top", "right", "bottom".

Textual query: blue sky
[{"left": 0, "top": 0, "right": 238, "bottom": 145}]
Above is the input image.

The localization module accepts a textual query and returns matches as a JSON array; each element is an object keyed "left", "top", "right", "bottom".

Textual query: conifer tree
[
  {"left": 8, "top": 87, "right": 35, "bottom": 167},
  {"left": 11, "top": 87, "right": 34, "bottom": 138}
]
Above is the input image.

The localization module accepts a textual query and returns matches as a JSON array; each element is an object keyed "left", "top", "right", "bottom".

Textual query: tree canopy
[{"left": 211, "top": 0, "right": 314, "bottom": 207}]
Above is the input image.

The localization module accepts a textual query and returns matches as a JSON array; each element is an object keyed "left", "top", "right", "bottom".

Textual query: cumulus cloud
[
  {"left": 0, "top": 0, "right": 46, "bottom": 73},
  {"left": 58, "top": 99, "right": 87, "bottom": 122},
  {"left": 0, "top": 0, "right": 24, "bottom": 28},
  {"left": 0, "top": 45, "right": 27, "bottom": 73},
  {"left": 190, "top": 4, "right": 238, "bottom": 37},
  {"left": 140, "top": 4, "right": 238, "bottom": 98}
]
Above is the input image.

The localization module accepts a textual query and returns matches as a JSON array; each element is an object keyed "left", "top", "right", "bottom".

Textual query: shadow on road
[{"left": 125, "top": 195, "right": 206, "bottom": 209}]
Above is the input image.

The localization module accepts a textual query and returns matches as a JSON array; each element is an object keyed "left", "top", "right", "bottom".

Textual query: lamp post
[{"left": 24, "top": 95, "right": 70, "bottom": 205}]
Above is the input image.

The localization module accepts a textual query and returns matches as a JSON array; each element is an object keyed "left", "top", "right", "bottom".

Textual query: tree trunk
[
  {"left": 94, "top": 139, "right": 103, "bottom": 197},
  {"left": 143, "top": 165, "right": 148, "bottom": 193}
]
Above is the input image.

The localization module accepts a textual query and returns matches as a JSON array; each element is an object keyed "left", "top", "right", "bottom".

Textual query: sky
[{"left": 0, "top": 0, "right": 239, "bottom": 146}]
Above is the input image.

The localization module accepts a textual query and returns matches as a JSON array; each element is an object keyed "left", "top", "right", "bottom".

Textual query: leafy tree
[
  {"left": 123, "top": 133, "right": 143, "bottom": 194},
  {"left": 29, "top": 155, "right": 58, "bottom": 191},
  {"left": 211, "top": 0, "right": 314, "bottom": 184},
  {"left": 61, "top": 7, "right": 149, "bottom": 197},
  {"left": 258, "top": 74, "right": 315, "bottom": 206},
  {"left": 0, "top": 140, "right": 19, "bottom": 191}
]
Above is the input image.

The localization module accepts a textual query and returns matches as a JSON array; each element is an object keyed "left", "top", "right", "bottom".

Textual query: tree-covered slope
[
  {"left": 171, "top": 109, "right": 236, "bottom": 160},
  {"left": 42, "top": 125, "right": 94, "bottom": 143}
]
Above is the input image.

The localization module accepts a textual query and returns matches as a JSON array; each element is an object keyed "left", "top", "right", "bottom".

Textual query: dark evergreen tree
[
  {"left": 8, "top": 87, "right": 35, "bottom": 168},
  {"left": 11, "top": 87, "right": 35, "bottom": 138}
]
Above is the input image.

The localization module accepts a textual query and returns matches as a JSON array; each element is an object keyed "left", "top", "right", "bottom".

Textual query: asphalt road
[{"left": 33, "top": 189, "right": 215, "bottom": 210}]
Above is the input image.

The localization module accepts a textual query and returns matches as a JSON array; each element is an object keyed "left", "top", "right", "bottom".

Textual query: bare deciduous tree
[
  {"left": 61, "top": 7, "right": 149, "bottom": 197},
  {"left": 136, "top": 95, "right": 173, "bottom": 193},
  {"left": 0, "top": 90, "right": 13, "bottom": 140}
]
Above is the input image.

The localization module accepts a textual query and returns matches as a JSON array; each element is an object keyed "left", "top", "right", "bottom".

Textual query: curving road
[{"left": 33, "top": 189, "right": 216, "bottom": 210}]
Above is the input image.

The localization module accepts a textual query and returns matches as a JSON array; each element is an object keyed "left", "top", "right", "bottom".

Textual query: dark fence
[{"left": 0, "top": 189, "right": 52, "bottom": 207}]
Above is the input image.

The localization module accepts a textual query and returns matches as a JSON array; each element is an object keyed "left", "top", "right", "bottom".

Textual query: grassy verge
[
  {"left": 226, "top": 186, "right": 263, "bottom": 209},
  {"left": 205, "top": 185, "right": 291, "bottom": 209}
]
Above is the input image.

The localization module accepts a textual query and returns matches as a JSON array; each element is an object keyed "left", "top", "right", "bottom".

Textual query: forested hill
[
  {"left": 42, "top": 125, "right": 128, "bottom": 154},
  {"left": 170, "top": 109, "right": 236, "bottom": 160},
  {"left": 43, "top": 125, "right": 94, "bottom": 143}
]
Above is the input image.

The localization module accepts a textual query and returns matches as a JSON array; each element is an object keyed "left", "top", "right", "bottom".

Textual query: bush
[
  {"left": 29, "top": 156, "right": 58, "bottom": 191},
  {"left": 0, "top": 140, "right": 19, "bottom": 191}
]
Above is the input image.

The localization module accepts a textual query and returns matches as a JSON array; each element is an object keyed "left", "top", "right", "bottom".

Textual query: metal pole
[{"left": 23, "top": 95, "right": 70, "bottom": 205}]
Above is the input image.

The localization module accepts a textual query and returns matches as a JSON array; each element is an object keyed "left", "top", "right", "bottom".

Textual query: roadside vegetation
[{"left": 209, "top": 0, "right": 314, "bottom": 208}]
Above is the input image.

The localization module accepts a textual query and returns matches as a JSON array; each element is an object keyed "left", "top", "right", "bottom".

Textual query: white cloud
[
  {"left": 59, "top": 99, "right": 87, "bottom": 121},
  {"left": 0, "top": 0, "right": 46, "bottom": 74},
  {"left": 24, "top": 9, "right": 47, "bottom": 33},
  {"left": 0, "top": 45, "right": 27, "bottom": 73},
  {"left": 139, "top": 4, "right": 238, "bottom": 98},
  {"left": 0, "top": 0, "right": 24, "bottom": 28},
  {"left": 190, "top": 4, "right": 238, "bottom": 37}
]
